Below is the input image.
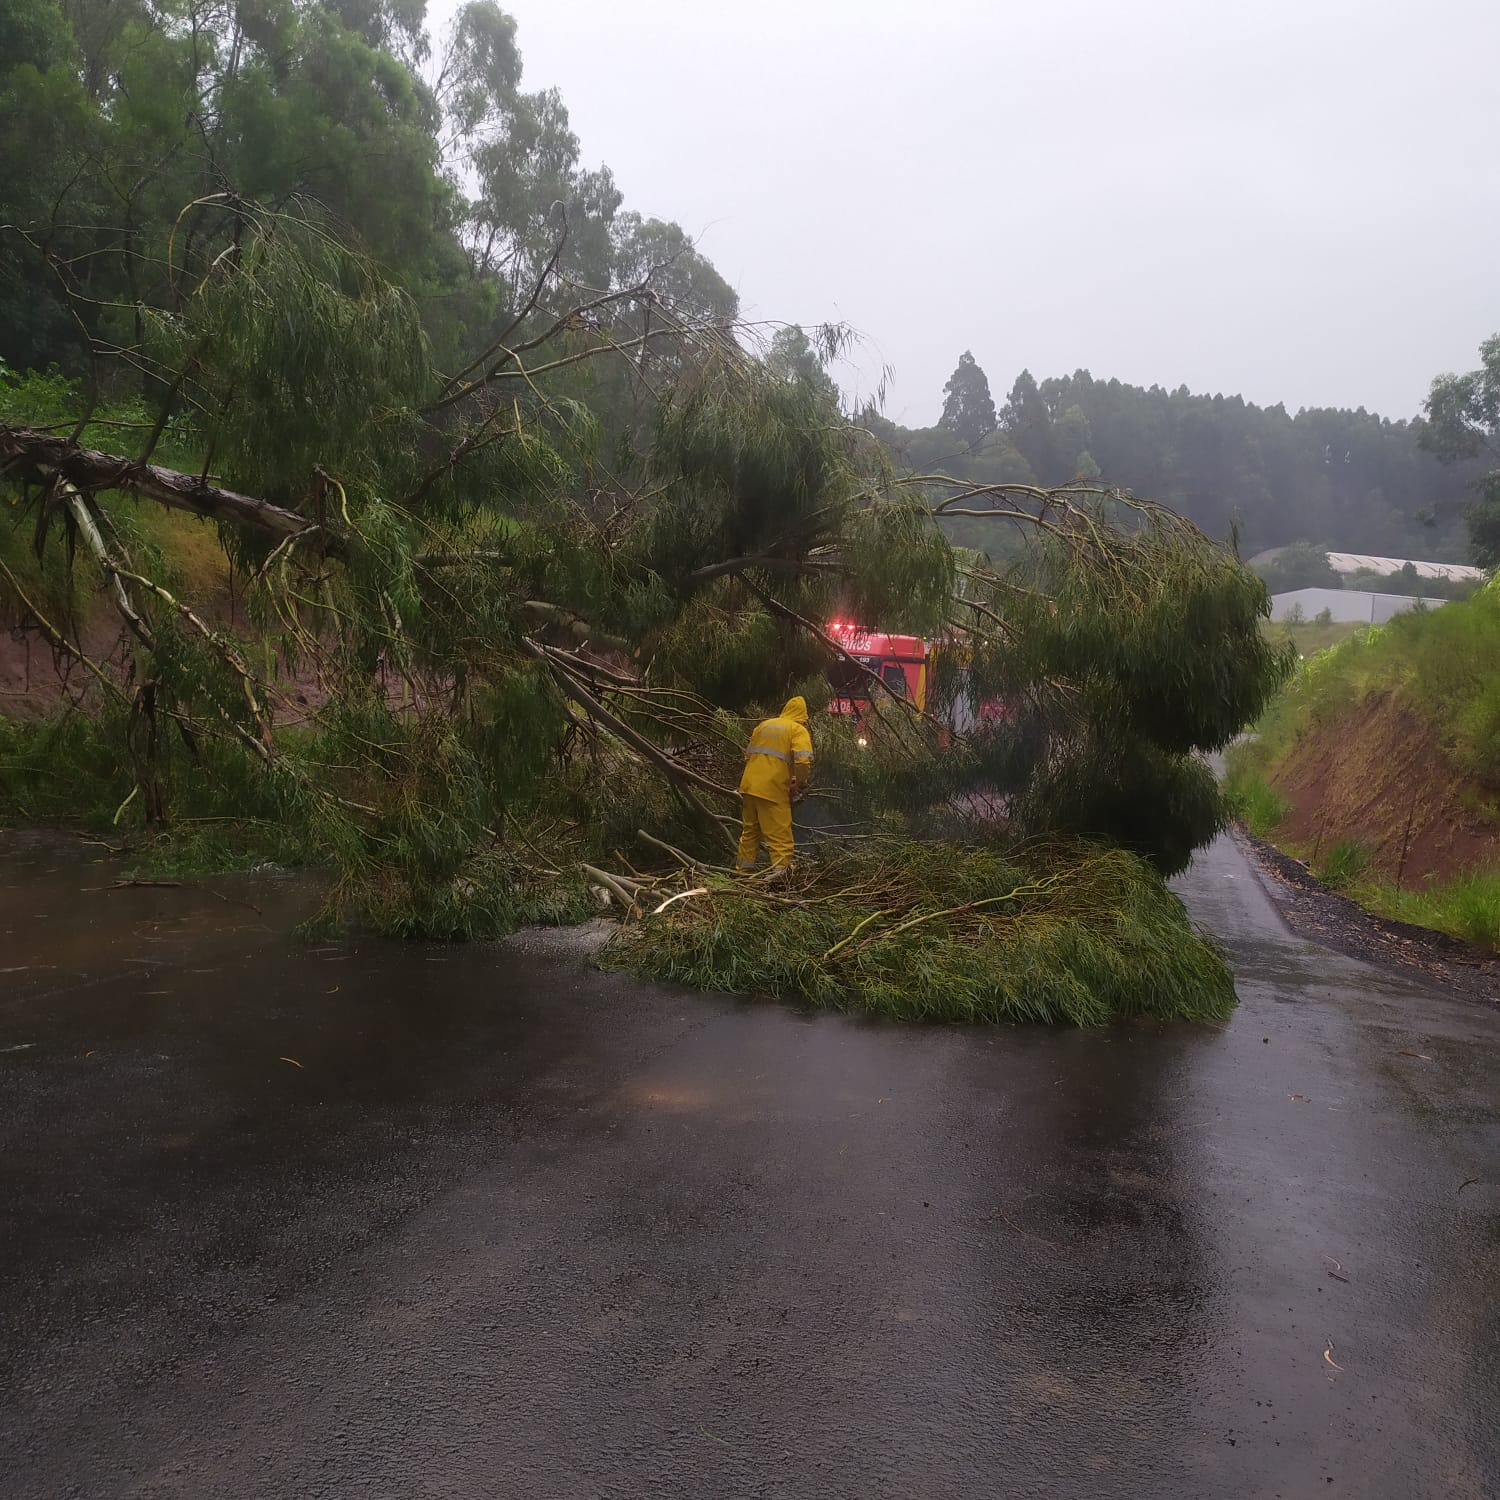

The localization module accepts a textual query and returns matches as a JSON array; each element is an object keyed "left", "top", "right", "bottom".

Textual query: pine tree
[{"left": 938, "top": 351, "right": 997, "bottom": 447}]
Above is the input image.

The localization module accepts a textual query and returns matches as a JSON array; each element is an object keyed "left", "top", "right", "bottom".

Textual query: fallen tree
[
  {"left": 0, "top": 431, "right": 336, "bottom": 551},
  {"left": 2, "top": 199, "right": 1292, "bottom": 1019},
  {"left": 601, "top": 836, "right": 1236, "bottom": 1025}
]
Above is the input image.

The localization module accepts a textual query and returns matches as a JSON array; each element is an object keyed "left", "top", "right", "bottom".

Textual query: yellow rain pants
[
  {"left": 737, "top": 794, "right": 795, "bottom": 869},
  {"left": 736, "top": 696, "right": 814, "bottom": 870}
]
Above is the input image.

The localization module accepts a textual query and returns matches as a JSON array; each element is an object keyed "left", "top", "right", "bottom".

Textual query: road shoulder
[{"left": 1234, "top": 824, "right": 1499, "bottom": 1005}]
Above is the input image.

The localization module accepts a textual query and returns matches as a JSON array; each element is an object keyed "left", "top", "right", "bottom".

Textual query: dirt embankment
[
  {"left": 1, "top": 587, "right": 327, "bottom": 722},
  {"left": 1270, "top": 691, "right": 1500, "bottom": 884},
  {"left": 0, "top": 612, "right": 130, "bottom": 720}
]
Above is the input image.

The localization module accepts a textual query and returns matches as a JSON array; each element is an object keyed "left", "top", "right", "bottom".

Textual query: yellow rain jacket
[
  {"left": 738, "top": 697, "right": 814, "bottom": 801},
  {"left": 737, "top": 697, "right": 814, "bottom": 870}
]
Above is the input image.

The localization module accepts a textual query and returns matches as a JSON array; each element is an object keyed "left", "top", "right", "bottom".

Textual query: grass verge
[
  {"left": 1222, "top": 753, "right": 1500, "bottom": 952},
  {"left": 604, "top": 837, "right": 1236, "bottom": 1026},
  {"left": 1222, "top": 758, "right": 1289, "bottom": 836},
  {"left": 1253, "top": 582, "right": 1500, "bottom": 782},
  {"left": 1362, "top": 870, "right": 1500, "bottom": 950}
]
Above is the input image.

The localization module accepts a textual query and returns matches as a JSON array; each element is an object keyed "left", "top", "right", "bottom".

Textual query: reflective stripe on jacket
[{"left": 738, "top": 695, "right": 814, "bottom": 801}]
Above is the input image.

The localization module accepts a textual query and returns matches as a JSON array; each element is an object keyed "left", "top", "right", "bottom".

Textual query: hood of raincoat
[{"left": 780, "top": 696, "right": 808, "bottom": 725}]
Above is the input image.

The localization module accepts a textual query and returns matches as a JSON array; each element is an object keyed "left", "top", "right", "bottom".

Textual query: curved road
[{"left": 1, "top": 830, "right": 1496, "bottom": 1498}]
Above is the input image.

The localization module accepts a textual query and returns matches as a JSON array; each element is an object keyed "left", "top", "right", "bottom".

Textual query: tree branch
[
  {"left": 521, "top": 639, "right": 737, "bottom": 808},
  {"left": 1, "top": 428, "right": 343, "bottom": 556}
]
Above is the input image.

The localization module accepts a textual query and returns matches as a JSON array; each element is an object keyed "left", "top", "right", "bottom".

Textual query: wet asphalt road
[{"left": 1, "top": 831, "right": 1496, "bottom": 1499}]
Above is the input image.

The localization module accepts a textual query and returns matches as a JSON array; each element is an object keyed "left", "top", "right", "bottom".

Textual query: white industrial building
[
  {"left": 1248, "top": 547, "right": 1487, "bottom": 585},
  {"left": 1269, "top": 588, "right": 1449, "bottom": 624},
  {"left": 1323, "top": 553, "right": 1485, "bottom": 583}
]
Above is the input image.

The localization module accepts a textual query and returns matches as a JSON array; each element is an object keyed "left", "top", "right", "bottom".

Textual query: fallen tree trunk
[{"left": 0, "top": 427, "right": 343, "bottom": 556}]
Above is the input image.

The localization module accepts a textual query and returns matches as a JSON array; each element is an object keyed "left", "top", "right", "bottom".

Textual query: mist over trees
[
  {"left": 871, "top": 355, "right": 1488, "bottom": 564},
  {"left": 1, "top": 0, "right": 1489, "bottom": 574},
  {"left": 1421, "top": 334, "right": 1500, "bottom": 567}
]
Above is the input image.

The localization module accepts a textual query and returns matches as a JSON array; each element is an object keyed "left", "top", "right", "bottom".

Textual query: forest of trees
[
  {"left": 872, "top": 355, "right": 1491, "bottom": 565},
  {"left": 2, "top": 0, "right": 1490, "bottom": 573},
  {"left": 0, "top": 0, "right": 740, "bottom": 395}
]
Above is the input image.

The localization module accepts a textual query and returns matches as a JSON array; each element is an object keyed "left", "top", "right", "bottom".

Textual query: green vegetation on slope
[
  {"left": 1, "top": 365, "right": 229, "bottom": 616},
  {"left": 1370, "top": 871, "right": 1500, "bottom": 950},
  {"left": 1227, "top": 581, "right": 1500, "bottom": 948},
  {"left": 1240, "top": 582, "right": 1500, "bottom": 785}
]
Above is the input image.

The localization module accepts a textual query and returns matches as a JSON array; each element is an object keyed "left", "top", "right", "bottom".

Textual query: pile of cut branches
[{"left": 600, "top": 835, "right": 1234, "bottom": 1025}]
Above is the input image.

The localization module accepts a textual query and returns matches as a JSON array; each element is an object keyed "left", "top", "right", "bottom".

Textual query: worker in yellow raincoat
[{"left": 737, "top": 696, "right": 814, "bottom": 874}]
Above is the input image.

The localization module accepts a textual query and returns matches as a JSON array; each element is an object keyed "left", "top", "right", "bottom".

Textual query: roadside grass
[
  {"left": 1223, "top": 739, "right": 1500, "bottom": 952},
  {"left": 1367, "top": 871, "right": 1500, "bottom": 950},
  {"left": 1262, "top": 618, "right": 1372, "bottom": 658},
  {"left": 1252, "top": 583, "right": 1500, "bottom": 782},
  {"left": 1222, "top": 758, "right": 1289, "bottom": 836},
  {"left": 1316, "top": 837, "right": 1370, "bottom": 891}
]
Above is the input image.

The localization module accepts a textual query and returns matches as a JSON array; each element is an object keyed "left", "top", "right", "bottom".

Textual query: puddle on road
[{"left": 0, "top": 829, "right": 321, "bottom": 996}]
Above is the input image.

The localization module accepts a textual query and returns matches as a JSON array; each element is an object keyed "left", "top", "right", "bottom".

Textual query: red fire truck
[
  {"left": 825, "top": 620, "right": 1002, "bottom": 734},
  {"left": 825, "top": 621, "right": 932, "bottom": 719}
]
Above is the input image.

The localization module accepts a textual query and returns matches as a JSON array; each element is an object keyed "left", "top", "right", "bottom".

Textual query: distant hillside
[{"left": 871, "top": 362, "right": 1485, "bottom": 560}]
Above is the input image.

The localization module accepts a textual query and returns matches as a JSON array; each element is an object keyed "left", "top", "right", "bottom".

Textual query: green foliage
[
  {"left": 0, "top": 0, "right": 97, "bottom": 368},
  {"left": 1421, "top": 333, "right": 1500, "bottom": 567},
  {"left": 648, "top": 601, "right": 826, "bottom": 709},
  {"left": 1317, "top": 837, "right": 1370, "bottom": 890},
  {"left": 1422, "top": 335, "right": 1500, "bottom": 464},
  {"left": 1227, "top": 582, "right": 1500, "bottom": 952},
  {"left": 0, "top": 0, "right": 1296, "bottom": 979},
  {"left": 0, "top": 487, "right": 100, "bottom": 632},
  {"left": 1018, "top": 523, "right": 1292, "bottom": 755},
  {"left": 938, "top": 351, "right": 997, "bottom": 448},
  {"left": 1018, "top": 739, "right": 1227, "bottom": 878},
  {"left": 764, "top": 325, "right": 839, "bottom": 405},
  {"left": 160, "top": 213, "right": 432, "bottom": 507},
  {"left": 839, "top": 501, "right": 955, "bottom": 637},
  {"left": 0, "top": 709, "right": 313, "bottom": 871},
  {"left": 650, "top": 366, "right": 854, "bottom": 544},
  {"left": 926, "top": 505, "right": 1294, "bottom": 876},
  {"left": 605, "top": 838, "right": 1236, "bottom": 1026},
  {"left": 1248, "top": 583, "right": 1500, "bottom": 784},
  {"left": 1343, "top": 562, "right": 1476, "bottom": 600},
  {"left": 897, "top": 364, "right": 1489, "bottom": 559},
  {"left": 1222, "top": 764, "right": 1291, "bottom": 836},
  {"left": 1252, "top": 542, "right": 1341, "bottom": 593},
  {"left": 0, "top": 0, "right": 729, "bottom": 409},
  {"left": 1370, "top": 870, "right": 1500, "bottom": 951},
  {"left": 1263, "top": 615, "right": 1371, "bottom": 659}
]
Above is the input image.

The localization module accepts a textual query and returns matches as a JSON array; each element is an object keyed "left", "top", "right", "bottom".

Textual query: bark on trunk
[{"left": 0, "top": 427, "right": 344, "bottom": 557}]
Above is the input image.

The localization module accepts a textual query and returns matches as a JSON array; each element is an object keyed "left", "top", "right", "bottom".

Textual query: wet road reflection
[{"left": 0, "top": 827, "right": 1496, "bottom": 1498}]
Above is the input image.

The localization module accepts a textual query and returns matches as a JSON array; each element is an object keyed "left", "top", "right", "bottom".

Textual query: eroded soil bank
[{"left": 1269, "top": 690, "right": 1500, "bottom": 886}]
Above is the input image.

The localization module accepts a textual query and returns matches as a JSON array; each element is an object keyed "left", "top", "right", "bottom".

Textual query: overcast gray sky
[{"left": 441, "top": 0, "right": 1499, "bottom": 426}]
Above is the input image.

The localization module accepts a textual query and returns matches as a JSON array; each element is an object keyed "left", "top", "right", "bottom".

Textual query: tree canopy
[
  {"left": 0, "top": 0, "right": 737, "bottom": 387},
  {"left": 880, "top": 364, "right": 1486, "bottom": 565},
  {"left": 1421, "top": 334, "right": 1500, "bottom": 567},
  {"left": 2, "top": 1, "right": 1298, "bottom": 1024},
  {"left": 938, "top": 351, "right": 997, "bottom": 448}
]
